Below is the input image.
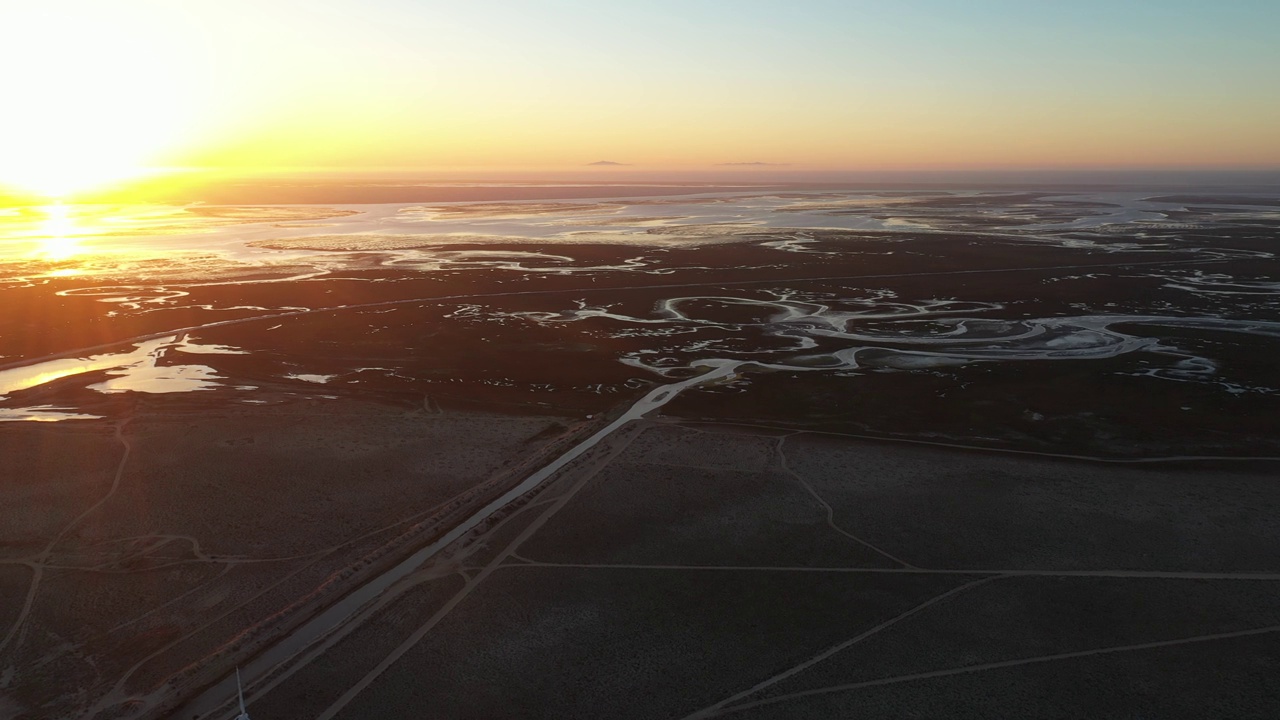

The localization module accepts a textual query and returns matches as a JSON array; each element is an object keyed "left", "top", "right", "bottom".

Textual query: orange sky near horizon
[{"left": 2, "top": 0, "right": 1278, "bottom": 197}]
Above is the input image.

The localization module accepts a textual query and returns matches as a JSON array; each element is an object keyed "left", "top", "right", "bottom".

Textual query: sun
[
  {"left": 0, "top": 2, "right": 207, "bottom": 199},
  {"left": 2, "top": 157, "right": 151, "bottom": 202}
]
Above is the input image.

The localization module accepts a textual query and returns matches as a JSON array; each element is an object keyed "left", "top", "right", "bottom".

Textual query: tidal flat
[{"left": 1, "top": 183, "right": 1278, "bottom": 719}]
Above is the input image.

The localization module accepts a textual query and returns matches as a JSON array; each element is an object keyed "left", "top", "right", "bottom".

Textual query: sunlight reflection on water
[{"left": 0, "top": 334, "right": 248, "bottom": 399}]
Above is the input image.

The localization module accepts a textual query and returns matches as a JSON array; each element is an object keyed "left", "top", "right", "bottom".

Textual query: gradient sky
[{"left": 2, "top": 0, "right": 1279, "bottom": 188}]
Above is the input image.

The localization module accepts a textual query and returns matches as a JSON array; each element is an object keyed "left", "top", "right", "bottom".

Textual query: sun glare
[
  {"left": 0, "top": 3, "right": 207, "bottom": 199},
  {"left": 35, "top": 204, "right": 83, "bottom": 261}
]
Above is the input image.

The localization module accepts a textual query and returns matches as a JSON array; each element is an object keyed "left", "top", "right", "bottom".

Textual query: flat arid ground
[{"left": 1, "top": 181, "right": 1279, "bottom": 718}]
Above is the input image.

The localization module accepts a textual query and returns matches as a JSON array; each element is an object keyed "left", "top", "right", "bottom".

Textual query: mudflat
[{"left": 2, "top": 186, "right": 1278, "bottom": 719}]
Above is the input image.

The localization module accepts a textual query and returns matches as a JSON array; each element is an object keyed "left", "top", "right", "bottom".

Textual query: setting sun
[
  {"left": 2, "top": 3, "right": 1280, "bottom": 719},
  {"left": 0, "top": 2, "right": 208, "bottom": 198}
]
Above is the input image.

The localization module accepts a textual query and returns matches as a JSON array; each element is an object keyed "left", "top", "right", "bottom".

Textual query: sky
[{"left": 1, "top": 0, "right": 1279, "bottom": 194}]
